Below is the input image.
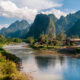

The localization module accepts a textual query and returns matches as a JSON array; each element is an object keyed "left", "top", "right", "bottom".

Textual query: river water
[{"left": 4, "top": 43, "right": 80, "bottom": 80}]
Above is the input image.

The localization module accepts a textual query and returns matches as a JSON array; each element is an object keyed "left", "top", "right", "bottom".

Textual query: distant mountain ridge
[
  {"left": 55, "top": 10, "right": 80, "bottom": 33},
  {"left": 0, "top": 10, "right": 80, "bottom": 38},
  {"left": 0, "top": 20, "right": 30, "bottom": 38}
]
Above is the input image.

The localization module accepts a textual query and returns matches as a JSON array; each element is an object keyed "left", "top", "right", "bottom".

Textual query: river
[{"left": 4, "top": 43, "right": 80, "bottom": 80}]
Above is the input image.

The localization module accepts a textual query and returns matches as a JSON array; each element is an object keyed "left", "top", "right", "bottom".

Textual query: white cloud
[
  {"left": 41, "top": 9, "right": 68, "bottom": 18},
  {"left": 0, "top": 0, "right": 73, "bottom": 21},
  {"left": 0, "top": 24, "right": 9, "bottom": 29},
  {"left": 0, "top": 0, "right": 38, "bottom": 20},
  {"left": 11, "top": 0, "right": 62, "bottom": 10},
  {"left": 0, "top": 25, "right": 2, "bottom": 29}
]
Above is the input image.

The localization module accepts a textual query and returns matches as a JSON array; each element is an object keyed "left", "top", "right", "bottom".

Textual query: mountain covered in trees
[
  {"left": 66, "top": 19, "right": 80, "bottom": 36},
  {"left": 26, "top": 14, "right": 56, "bottom": 39},
  {"left": 27, "top": 10, "right": 80, "bottom": 39},
  {"left": 0, "top": 20, "right": 30, "bottom": 38},
  {"left": 55, "top": 10, "right": 80, "bottom": 33}
]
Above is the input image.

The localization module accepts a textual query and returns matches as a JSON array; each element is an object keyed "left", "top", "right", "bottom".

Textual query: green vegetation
[
  {"left": 7, "top": 38, "right": 22, "bottom": 43},
  {"left": 0, "top": 35, "right": 22, "bottom": 47},
  {"left": 0, "top": 35, "right": 29, "bottom": 80},
  {"left": 56, "top": 31, "right": 66, "bottom": 41},
  {"left": 30, "top": 30, "right": 67, "bottom": 50},
  {"left": 28, "top": 34, "right": 62, "bottom": 50},
  {"left": 26, "top": 37, "right": 35, "bottom": 45},
  {"left": 0, "top": 48, "right": 27, "bottom": 80}
]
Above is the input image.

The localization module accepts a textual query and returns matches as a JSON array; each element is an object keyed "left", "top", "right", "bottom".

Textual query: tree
[
  {"left": 7, "top": 38, "right": 22, "bottom": 43},
  {"left": 45, "top": 35, "right": 49, "bottom": 48},
  {"left": 0, "top": 35, "right": 6, "bottom": 44},
  {"left": 27, "top": 37, "right": 35, "bottom": 45},
  {"left": 13, "top": 38, "right": 22, "bottom": 43},
  {"left": 56, "top": 31, "right": 66, "bottom": 41},
  {"left": 38, "top": 34, "right": 45, "bottom": 42}
]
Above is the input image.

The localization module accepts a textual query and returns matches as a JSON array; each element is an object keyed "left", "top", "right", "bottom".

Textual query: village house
[{"left": 65, "top": 38, "right": 80, "bottom": 47}]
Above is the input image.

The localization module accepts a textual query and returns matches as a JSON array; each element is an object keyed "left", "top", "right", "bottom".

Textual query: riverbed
[{"left": 4, "top": 43, "right": 80, "bottom": 80}]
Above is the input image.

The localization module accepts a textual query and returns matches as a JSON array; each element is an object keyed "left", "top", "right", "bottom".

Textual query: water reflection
[
  {"left": 35, "top": 55, "right": 66, "bottom": 70},
  {"left": 4, "top": 44, "right": 80, "bottom": 80},
  {"left": 35, "top": 56, "right": 52, "bottom": 69}
]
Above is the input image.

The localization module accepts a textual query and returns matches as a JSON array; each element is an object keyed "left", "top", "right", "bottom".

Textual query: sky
[{"left": 0, "top": 0, "right": 80, "bottom": 29}]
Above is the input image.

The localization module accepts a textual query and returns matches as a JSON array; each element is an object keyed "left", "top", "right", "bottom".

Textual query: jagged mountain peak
[
  {"left": 26, "top": 14, "right": 55, "bottom": 39},
  {"left": 0, "top": 20, "right": 30, "bottom": 38}
]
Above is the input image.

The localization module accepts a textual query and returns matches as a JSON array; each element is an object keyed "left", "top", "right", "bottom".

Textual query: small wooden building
[{"left": 65, "top": 38, "right": 80, "bottom": 46}]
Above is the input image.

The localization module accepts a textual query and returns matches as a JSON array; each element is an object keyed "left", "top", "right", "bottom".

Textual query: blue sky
[
  {"left": 59, "top": 0, "right": 80, "bottom": 11},
  {"left": 0, "top": 0, "right": 80, "bottom": 29}
]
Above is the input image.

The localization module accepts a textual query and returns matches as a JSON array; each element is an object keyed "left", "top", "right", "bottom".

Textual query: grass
[{"left": 0, "top": 48, "right": 28, "bottom": 80}]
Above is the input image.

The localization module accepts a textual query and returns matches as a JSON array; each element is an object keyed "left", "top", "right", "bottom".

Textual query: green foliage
[
  {"left": 7, "top": 38, "right": 22, "bottom": 43},
  {"left": 0, "top": 48, "right": 27, "bottom": 80},
  {"left": 45, "top": 35, "right": 49, "bottom": 47},
  {"left": 0, "top": 35, "right": 6, "bottom": 44},
  {"left": 27, "top": 37, "right": 35, "bottom": 45},
  {"left": 38, "top": 34, "right": 45, "bottom": 42},
  {"left": 67, "top": 42, "right": 71, "bottom": 47},
  {"left": 56, "top": 31, "right": 66, "bottom": 41},
  {"left": 71, "top": 43, "right": 76, "bottom": 46},
  {"left": 13, "top": 38, "right": 22, "bottom": 43},
  {"left": 54, "top": 40, "right": 62, "bottom": 46}
]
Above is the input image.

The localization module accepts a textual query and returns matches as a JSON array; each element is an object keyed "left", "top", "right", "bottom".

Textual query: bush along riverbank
[
  {"left": 18, "top": 38, "right": 80, "bottom": 59},
  {"left": 0, "top": 48, "right": 30, "bottom": 80}
]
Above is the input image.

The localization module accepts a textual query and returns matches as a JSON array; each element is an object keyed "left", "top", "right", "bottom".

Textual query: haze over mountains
[
  {"left": 55, "top": 10, "right": 80, "bottom": 33},
  {"left": 0, "top": 20, "right": 30, "bottom": 38},
  {"left": 0, "top": 10, "right": 80, "bottom": 38}
]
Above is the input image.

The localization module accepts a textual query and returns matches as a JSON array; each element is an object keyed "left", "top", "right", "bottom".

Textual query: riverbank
[
  {"left": 0, "top": 47, "right": 32, "bottom": 80},
  {"left": 30, "top": 44, "right": 80, "bottom": 58},
  {"left": 3, "top": 43, "right": 80, "bottom": 80}
]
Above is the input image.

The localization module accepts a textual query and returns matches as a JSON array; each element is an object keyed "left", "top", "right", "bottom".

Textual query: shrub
[
  {"left": 54, "top": 40, "right": 62, "bottom": 46},
  {"left": 27, "top": 37, "right": 35, "bottom": 45}
]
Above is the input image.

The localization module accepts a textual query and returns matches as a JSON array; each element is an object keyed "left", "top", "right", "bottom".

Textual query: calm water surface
[{"left": 4, "top": 43, "right": 80, "bottom": 80}]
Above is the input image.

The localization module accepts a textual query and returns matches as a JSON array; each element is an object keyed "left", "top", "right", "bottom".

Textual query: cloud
[
  {"left": 0, "top": 0, "right": 38, "bottom": 20},
  {"left": 0, "top": 25, "right": 2, "bottom": 29},
  {"left": 41, "top": 9, "right": 68, "bottom": 18},
  {"left": 0, "top": 0, "right": 73, "bottom": 21},
  {"left": 11, "top": 0, "right": 62, "bottom": 10},
  {"left": 0, "top": 24, "right": 9, "bottom": 29}
]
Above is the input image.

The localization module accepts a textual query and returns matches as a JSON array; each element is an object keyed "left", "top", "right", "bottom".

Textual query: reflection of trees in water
[
  {"left": 35, "top": 55, "right": 66, "bottom": 70},
  {"left": 35, "top": 56, "right": 50, "bottom": 69},
  {"left": 58, "top": 56, "right": 65, "bottom": 65},
  {"left": 35, "top": 56, "right": 57, "bottom": 69}
]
